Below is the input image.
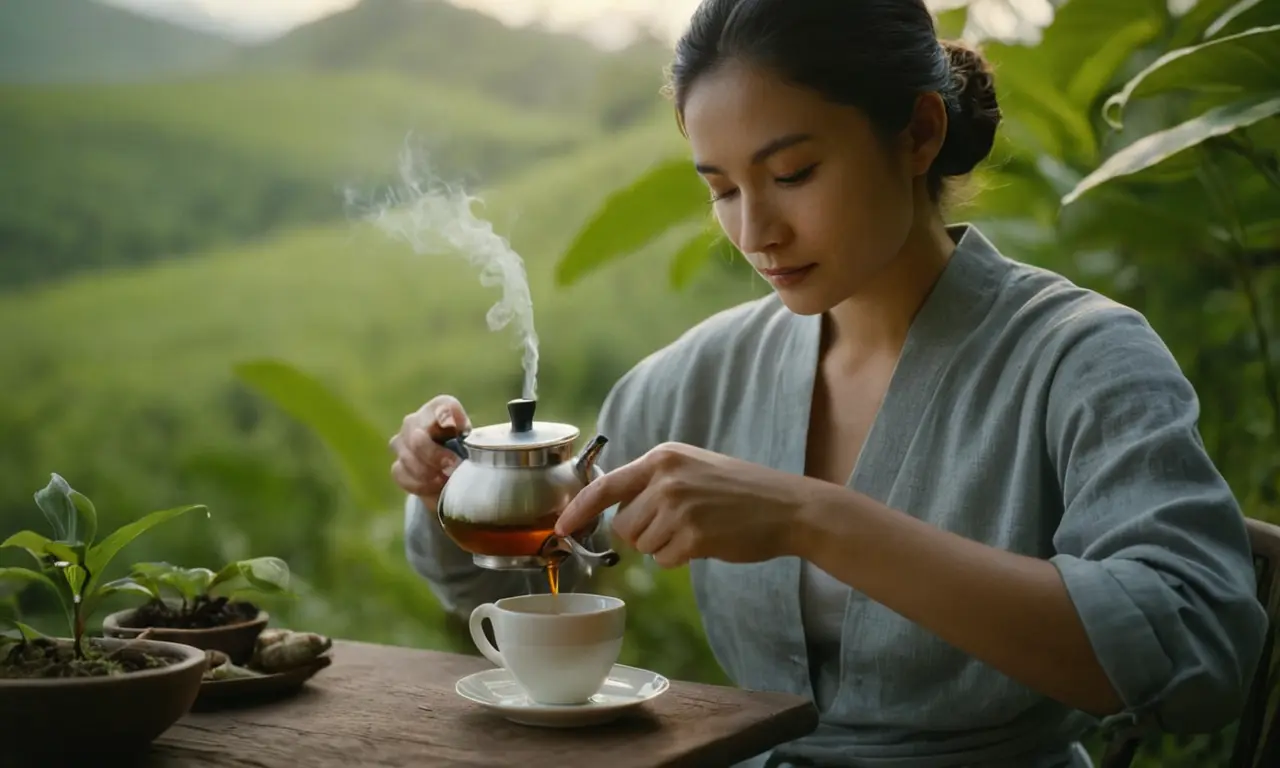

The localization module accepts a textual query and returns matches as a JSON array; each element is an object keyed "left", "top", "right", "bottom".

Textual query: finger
[
  {"left": 393, "top": 443, "right": 430, "bottom": 480},
  {"left": 392, "top": 458, "right": 432, "bottom": 496},
  {"left": 555, "top": 457, "right": 654, "bottom": 536},
  {"left": 651, "top": 532, "right": 691, "bottom": 569},
  {"left": 425, "top": 395, "right": 472, "bottom": 440},
  {"left": 612, "top": 484, "right": 664, "bottom": 548},
  {"left": 407, "top": 427, "right": 462, "bottom": 474}
]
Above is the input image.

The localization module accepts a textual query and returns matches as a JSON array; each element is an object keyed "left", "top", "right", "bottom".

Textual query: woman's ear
[{"left": 907, "top": 92, "right": 948, "bottom": 177}]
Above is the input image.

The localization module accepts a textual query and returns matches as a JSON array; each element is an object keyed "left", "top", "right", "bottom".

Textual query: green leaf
[
  {"left": 83, "top": 504, "right": 206, "bottom": 599},
  {"left": 1038, "top": 0, "right": 1166, "bottom": 107},
  {"left": 44, "top": 542, "right": 80, "bottom": 567},
  {"left": 1102, "top": 25, "right": 1280, "bottom": 129},
  {"left": 668, "top": 229, "right": 739, "bottom": 290},
  {"left": 1064, "top": 94, "right": 1280, "bottom": 206},
  {"left": 232, "top": 359, "right": 393, "bottom": 512},
  {"left": 209, "top": 556, "right": 291, "bottom": 595},
  {"left": 158, "top": 566, "right": 216, "bottom": 602},
  {"left": 0, "top": 621, "right": 44, "bottom": 642},
  {"left": 33, "top": 473, "right": 93, "bottom": 544},
  {"left": 983, "top": 43, "right": 1097, "bottom": 164},
  {"left": 68, "top": 491, "right": 97, "bottom": 550},
  {"left": 1, "top": 530, "right": 56, "bottom": 566},
  {"left": 60, "top": 564, "right": 86, "bottom": 603},
  {"left": 1206, "top": 0, "right": 1280, "bottom": 39},
  {"left": 1065, "top": 18, "right": 1164, "bottom": 108},
  {"left": 555, "top": 155, "right": 708, "bottom": 287},
  {"left": 97, "top": 577, "right": 160, "bottom": 601},
  {"left": 1171, "top": 0, "right": 1240, "bottom": 46},
  {"left": 0, "top": 567, "right": 64, "bottom": 605}
]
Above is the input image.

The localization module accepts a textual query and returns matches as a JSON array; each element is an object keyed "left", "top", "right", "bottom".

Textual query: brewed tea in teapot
[{"left": 436, "top": 398, "right": 619, "bottom": 578}]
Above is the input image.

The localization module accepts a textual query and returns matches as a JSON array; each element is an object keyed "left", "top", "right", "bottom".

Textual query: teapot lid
[{"left": 462, "top": 399, "right": 580, "bottom": 451}]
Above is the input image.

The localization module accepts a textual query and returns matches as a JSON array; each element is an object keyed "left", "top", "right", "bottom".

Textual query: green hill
[
  {"left": 0, "top": 0, "right": 239, "bottom": 84},
  {"left": 0, "top": 71, "right": 594, "bottom": 290},
  {"left": 248, "top": 0, "right": 672, "bottom": 128},
  {"left": 0, "top": 118, "right": 755, "bottom": 677}
]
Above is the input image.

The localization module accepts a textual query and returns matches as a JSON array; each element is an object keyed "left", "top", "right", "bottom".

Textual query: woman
[{"left": 390, "top": 1, "right": 1267, "bottom": 766}]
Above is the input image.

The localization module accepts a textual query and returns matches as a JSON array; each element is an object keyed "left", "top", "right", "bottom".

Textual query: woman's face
[{"left": 681, "top": 60, "right": 938, "bottom": 315}]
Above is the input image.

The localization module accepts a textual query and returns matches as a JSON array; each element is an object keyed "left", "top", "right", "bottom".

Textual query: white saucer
[{"left": 455, "top": 663, "right": 670, "bottom": 728}]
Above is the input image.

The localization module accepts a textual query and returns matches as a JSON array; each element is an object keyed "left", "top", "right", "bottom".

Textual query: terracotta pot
[
  {"left": 102, "top": 602, "right": 269, "bottom": 666},
  {"left": 0, "top": 636, "right": 207, "bottom": 759}
]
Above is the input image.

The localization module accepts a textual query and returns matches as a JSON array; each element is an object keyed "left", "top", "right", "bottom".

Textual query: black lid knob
[{"left": 507, "top": 398, "right": 536, "bottom": 433}]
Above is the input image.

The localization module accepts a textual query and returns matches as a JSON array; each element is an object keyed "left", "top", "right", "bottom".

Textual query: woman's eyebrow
[{"left": 694, "top": 132, "right": 815, "bottom": 175}]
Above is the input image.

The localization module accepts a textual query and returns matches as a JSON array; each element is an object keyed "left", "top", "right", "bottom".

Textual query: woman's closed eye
[
  {"left": 709, "top": 163, "right": 820, "bottom": 204},
  {"left": 776, "top": 163, "right": 819, "bottom": 185}
]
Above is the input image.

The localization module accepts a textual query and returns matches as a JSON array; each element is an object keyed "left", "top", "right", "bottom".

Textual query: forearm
[{"left": 789, "top": 482, "right": 1124, "bottom": 717}]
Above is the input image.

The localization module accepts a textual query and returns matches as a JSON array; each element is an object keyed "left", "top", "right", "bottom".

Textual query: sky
[{"left": 97, "top": 0, "right": 1052, "bottom": 48}]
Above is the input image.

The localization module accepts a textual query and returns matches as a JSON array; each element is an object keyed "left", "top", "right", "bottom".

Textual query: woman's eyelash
[
  {"left": 777, "top": 163, "right": 818, "bottom": 184},
  {"left": 708, "top": 163, "right": 819, "bottom": 204}
]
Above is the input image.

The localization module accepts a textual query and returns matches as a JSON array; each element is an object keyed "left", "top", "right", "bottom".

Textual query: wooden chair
[{"left": 1100, "top": 516, "right": 1280, "bottom": 768}]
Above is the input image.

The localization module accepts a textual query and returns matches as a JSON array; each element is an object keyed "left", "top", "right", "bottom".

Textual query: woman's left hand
[{"left": 554, "top": 442, "right": 811, "bottom": 567}]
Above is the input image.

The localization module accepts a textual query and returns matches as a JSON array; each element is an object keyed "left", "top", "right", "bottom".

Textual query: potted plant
[
  {"left": 102, "top": 556, "right": 292, "bottom": 665},
  {"left": 0, "top": 473, "right": 210, "bottom": 759}
]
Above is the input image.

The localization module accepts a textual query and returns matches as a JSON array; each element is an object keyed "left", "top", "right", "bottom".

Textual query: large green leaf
[
  {"left": 1035, "top": 0, "right": 1166, "bottom": 106},
  {"left": 1170, "top": 0, "right": 1243, "bottom": 46},
  {"left": 209, "top": 556, "right": 291, "bottom": 595},
  {"left": 0, "top": 567, "right": 63, "bottom": 605},
  {"left": 1064, "top": 94, "right": 1280, "bottom": 205},
  {"left": 555, "top": 155, "right": 708, "bottom": 287},
  {"left": 83, "top": 504, "right": 207, "bottom": 600},
  {"left": 1103, "top": 25, "right": 1280, "bottom": 128},
  {"left": 984, "top": 42, "right": 1097, "bottom": 164},
  {"left": 1065, "top": 19, "right": 1164, "bottom": 108},
  {"left": 1206, "top": 0, "right": 1280, "bottom": 39},
  {"left": 233, "top": 359, "right": 394, "bottom": 512},
  {"left": 96, "top": 576, "right": 160, "bottom": 602},
  {"left": 0, "top": 530, "right": 56, "bottom": 567},
  {"left": 668, "top": 228, "right": 738, "bottom": 290}
]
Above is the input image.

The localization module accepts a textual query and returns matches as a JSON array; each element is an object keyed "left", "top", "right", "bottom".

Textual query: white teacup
[{"left": 468, "top": 593, "right": 626, "bottom": 705}]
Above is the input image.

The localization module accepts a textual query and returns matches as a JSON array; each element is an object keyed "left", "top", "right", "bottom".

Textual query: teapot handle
[{"left": 441, "top": 437, "right": 469, "bottom": 461}]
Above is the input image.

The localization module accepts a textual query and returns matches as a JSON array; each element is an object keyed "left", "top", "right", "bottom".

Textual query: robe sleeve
[{"left": 1045, "top": 308, "right": 1268, "bottom": 733}]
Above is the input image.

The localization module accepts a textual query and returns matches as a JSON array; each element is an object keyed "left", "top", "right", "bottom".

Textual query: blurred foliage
[{"left": 0, "top": 72, "right": 592, "bottom": 291}]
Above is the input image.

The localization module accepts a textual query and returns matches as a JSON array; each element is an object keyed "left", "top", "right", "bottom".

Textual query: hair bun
[{"left": 934, "top": 40, "right": 1001, "bottom": 177}]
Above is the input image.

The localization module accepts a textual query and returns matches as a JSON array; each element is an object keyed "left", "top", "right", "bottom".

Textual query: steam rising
[{"left": 346, "top": 143, "right": 539, "bottom": 401}]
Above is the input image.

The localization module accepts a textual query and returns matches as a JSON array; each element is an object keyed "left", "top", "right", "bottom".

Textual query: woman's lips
[{"left": 758, "top": 264, "right": 817, "bottom": 288}]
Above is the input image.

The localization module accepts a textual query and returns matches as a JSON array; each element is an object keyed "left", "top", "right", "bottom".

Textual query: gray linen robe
[{"left": 404, "top": 224, "right": 1267, "bottom": 767}]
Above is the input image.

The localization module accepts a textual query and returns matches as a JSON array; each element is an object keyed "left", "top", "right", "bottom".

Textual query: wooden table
[{"left": 143, "top": 640, "right": 819, "bottom": 767}]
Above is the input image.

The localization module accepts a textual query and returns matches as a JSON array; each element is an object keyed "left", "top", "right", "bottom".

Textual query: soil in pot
[
  {"left": 1, "top": 637, "right": 177, "bottom": 679},
  {"left": 128, "top": 595, "right": 259, "bottom": 629}
]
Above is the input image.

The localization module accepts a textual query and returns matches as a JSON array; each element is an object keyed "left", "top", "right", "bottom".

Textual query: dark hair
[{"left": 668, "top": 0, "right": 1002, "bottom": 200}]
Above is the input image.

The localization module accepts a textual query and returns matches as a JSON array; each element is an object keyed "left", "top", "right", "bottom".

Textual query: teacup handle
[{"left": 468, "top": 603, "right": 505, "bottom": 669}]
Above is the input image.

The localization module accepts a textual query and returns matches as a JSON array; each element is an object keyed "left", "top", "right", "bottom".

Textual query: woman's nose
[{"left": 734, "top": 193, "right": 786, "bottom": 255}]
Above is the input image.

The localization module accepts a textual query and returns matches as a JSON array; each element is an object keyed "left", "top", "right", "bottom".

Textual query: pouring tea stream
[{"left": 435, "top": 397, "right": 619, "bottom": 585}]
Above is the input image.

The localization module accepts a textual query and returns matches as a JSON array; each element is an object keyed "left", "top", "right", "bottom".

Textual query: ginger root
[{"left": 251, "top": 629, "right": 332, "bottom": 673}]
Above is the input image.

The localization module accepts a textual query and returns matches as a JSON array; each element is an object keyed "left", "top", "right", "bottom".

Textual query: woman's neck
[{"left": 823, "top": 214, "right": 956, "bottom": 366}]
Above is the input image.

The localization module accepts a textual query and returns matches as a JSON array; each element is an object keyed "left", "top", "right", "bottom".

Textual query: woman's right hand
[{"left": 389, "top": 395, "right": 472, "bottom": 501}]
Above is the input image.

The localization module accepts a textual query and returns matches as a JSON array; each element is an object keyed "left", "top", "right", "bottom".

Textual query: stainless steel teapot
[{"left": 435, "top": 397, "right": 620, "bottom": 571}]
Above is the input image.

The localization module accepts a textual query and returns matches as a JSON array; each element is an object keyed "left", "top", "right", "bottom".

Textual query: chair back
[{"left": 1100, "top": 516, "right": 1280, "bottom": 768}]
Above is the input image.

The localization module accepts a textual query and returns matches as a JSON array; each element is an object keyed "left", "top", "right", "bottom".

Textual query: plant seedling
[
  {"left": 0, "top": 473, "right": 206, "bottom": 663},
  {"left": 112, "top": 557, "right": 292, "bottom": 629}
]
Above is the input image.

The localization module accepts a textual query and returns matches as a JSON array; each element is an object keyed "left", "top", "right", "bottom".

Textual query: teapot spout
[{"left": 572, "top": 434, "right": 608, "bottom": 485}]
